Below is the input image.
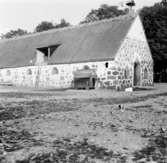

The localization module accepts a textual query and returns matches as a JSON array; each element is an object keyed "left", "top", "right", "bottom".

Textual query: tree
[
  {"left": 140, "top": 0, "right": 167, "bottom": 82},
  {"left": 80, "top": 4, "right": 128, "bottom": 24},
  {"left": 34, "top": 21, "right": 55, "bottom": 32},
  {"left": 34, "top": 19, "right": 70, "bottom": 32},
  {"left": 1, "top": 28, "right": 28, "bottom": 39},
  {"left": 160, "top": 0, "right": 167, "bottom": 6},
  {"left": 55, "top": 19, "right": 70, "bottom": 29}
]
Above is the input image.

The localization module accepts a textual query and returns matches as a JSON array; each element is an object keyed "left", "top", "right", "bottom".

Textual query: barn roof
[{"left": 0, "top": 13, "right": 136, "bottom": 68}]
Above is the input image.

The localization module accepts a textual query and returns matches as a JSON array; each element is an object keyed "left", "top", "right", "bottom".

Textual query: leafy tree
[
  {"left": 80, "top": 4, "right": 128, "bottom": 24},
  {"left": 160, "top": 0, "right": 167, "bottom": 6},
  {"left": 34, "top": 21, "right": 55, "bottom": 32},
  {"left": 34, "top": 19, "right": 70, "bottom": 32},
  {"left": 140, "top": 0, "right": 167, "bottom": 82},
  {"left": 55, "top": 19, "right": 70, "bottom": 29},
  {"left": 1, "top": 28, "right": 28, "bottom": 39}
]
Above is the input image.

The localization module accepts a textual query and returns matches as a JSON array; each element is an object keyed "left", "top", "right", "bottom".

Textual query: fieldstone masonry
[
  {"left": 115, "top": 38, "right": 153, "bottom": 90},
  {"left": 0, "top": 15, "right": 153, "bottom": 90}
]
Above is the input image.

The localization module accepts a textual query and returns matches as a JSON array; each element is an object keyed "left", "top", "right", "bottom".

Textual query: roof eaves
[{"left": 0, "top": 57, "right": 115, "bottom": 69}]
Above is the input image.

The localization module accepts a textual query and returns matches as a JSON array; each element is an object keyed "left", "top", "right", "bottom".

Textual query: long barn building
[{"left": 0, "top": 13, "right": 153, "bottom": 90}]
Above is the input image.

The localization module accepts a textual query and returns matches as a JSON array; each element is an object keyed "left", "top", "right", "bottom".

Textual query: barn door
[{"left": 134, "top": 62, "right": 141, "bottom": 86}]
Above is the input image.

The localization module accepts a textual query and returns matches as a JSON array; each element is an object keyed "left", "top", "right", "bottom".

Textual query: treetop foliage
[
  {"left": 1, "top": 19, "right": 70, "bottom": 39},
  {"left": 54, "top": 19, "right": 70, "bottom": 29},
  {"left": 140, "top": 0, "right": 167, "bottom": 70},
  {"left": 80, "top": 4, "right": 128, "bottom": 24},
  {"left": 34, "top": 21, "right": 55, "bottom": 33},
  {"left": 1, "top": 29, "right": 28, "bottom": 39},
  {"left": 34, "top": 19, "right": 70, "bottom": 33}
]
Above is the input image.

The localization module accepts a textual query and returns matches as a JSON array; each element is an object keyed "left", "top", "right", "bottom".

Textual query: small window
[
  {"left": 105, "top": 62, "right": 109, "bottom": 68},
  {"left": 83, "top": 65, "right": 90, "bottom": 70},
  {"left": 144, "top": 68, "right": 148, "bottom": 79},
  {"left": 6, "top": 70, "right": 11, "bottom": 76},
  {"left": 52, "top": 67, "right": 59, "bottom": 75},
  {"left": 27, "top": 69, "right": 32, "bottom": 75}
]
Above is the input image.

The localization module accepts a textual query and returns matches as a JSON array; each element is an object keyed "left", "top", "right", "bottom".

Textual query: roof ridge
[{"left": 0, "top": 13, "right": 137, "bottom": 43}]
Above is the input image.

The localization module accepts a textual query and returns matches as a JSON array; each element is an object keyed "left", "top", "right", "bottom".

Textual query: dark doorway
[
  {"left": 74, "top": 77, "right": 96, "bottom": 90},
  {"left": 134, "top": 62, "right": 141, "bottom": 86},
  {"left": 73, "top": 69, "right": 97, "bottom": 90},
  {"left": 92, "top": 78, "right": 96, "bottom": 88}
]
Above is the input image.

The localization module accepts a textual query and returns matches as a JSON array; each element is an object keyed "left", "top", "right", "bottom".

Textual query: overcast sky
[{"left": 0, "top": 0, "right": 161, "bottom": 34}]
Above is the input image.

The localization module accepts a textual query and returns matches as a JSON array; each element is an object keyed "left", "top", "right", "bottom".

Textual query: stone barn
[{"left": 0, "top": 12, "right": 153, "bottom": 90}]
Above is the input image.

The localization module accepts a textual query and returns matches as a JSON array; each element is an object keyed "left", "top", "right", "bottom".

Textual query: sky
[{"left": 0, "top": 0, "right": 161, "bottom": 34}]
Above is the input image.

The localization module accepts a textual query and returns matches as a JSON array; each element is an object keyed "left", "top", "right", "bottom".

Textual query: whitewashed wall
[{"left": 0, "top": 60, "right": 116, "bottom": 89}]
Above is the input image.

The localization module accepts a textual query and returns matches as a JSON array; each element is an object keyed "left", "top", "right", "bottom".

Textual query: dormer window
[
  {"left": 37, "top": 44, "right": 60, "bottom": 58},
  {"left": 36, "top": 44, "right": 61, "bottom": 65}
]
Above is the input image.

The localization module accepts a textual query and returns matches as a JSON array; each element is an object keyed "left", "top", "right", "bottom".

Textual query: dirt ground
[{"left": 0, "top": 84, "right": 167, "bottom": 163}]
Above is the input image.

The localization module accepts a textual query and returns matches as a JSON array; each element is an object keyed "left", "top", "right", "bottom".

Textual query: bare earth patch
[{"left": 0, "top": 84, "right": 167, "bottom": 162}]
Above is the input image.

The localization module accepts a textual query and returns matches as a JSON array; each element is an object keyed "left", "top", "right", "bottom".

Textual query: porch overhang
[{"left": 73, "top": 69, "right": 97, "bottom": 79}]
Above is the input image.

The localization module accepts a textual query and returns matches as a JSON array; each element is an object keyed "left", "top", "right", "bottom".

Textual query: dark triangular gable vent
[{"left": 37, "top": 44, "right": 61, "bottom": 58}]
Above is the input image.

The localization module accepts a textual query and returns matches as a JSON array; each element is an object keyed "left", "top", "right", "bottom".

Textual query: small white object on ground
[{"left": 125, "top": 87, "right": 133, "bottom": 92}]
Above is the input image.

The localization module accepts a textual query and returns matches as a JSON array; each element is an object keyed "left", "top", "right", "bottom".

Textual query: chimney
[
  {"left": 124, "top": 0, "right": 137, "bottom": 17},
  {"left": 118, "top": 0, "right": 136, "bottom": 15}
]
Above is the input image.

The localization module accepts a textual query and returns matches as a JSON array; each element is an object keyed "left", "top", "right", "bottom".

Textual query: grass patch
[
  {"left": 15, "top": 138, "right": 126, "bottom": 163},
  {"left": 133, "top": 135, "right": 167, "bottom": 162},
  {"left": 0, "top": 129, "right": 42, "bottom": 152},
  {"left": 134, "top": 105, "right": 152, "bottom": 109},
  {"left": 0, "top": 100, "right": 81, "bottom": 121}
]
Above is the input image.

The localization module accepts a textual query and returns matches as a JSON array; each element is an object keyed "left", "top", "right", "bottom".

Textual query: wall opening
[
  {"left": 83, "top": 65, "right": 90, "bottom": 70},
  {"left": 134, "top": 62, "right": 141, "bottom": 86},
  {"left": 144, "top": 68, "right": 148, "bottom": 79},
  {"left": 105, "top": 62, "right": 109, "bottom": 68},
  {"left": 37, "top": 44, "right": 61, "bottom": 58},
  {"left": 36, "top": 44, "right": 61, "bottom": 65},
  {"left": 52, "top": 67, "right": 59, "bottom": 75},
  {"left": 27, "top": 69, "right": 32, "bottom": 75},
  {"left": 73, "top": 69, "right": 97, "bottom": 89}
]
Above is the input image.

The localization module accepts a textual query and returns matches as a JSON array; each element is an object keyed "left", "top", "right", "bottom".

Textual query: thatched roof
[{"left": 0, "top": 14, "right": 136, "bottom": 68}]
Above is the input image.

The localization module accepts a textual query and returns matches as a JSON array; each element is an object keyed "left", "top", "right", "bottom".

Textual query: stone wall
[
  {"left": 114, "top": 37, "right": 153, "bottom": 90},
  {"left": 0, "top": 40, "right": 153, "bottom": 90},
  {"left": 0, "top": 16, "right": 153, "bottom": 90},
  {"left": 0, "top": 60, "right": 117, "bottom": 89},
  {"left": 0, "top": 44, "right": 153, "bottom": 90},
  {"left": 0, "top": 39, "right": 153, "bottom": 90},
  {"left": 112, "top": 15, "right": 153, "bottom": 90}
]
